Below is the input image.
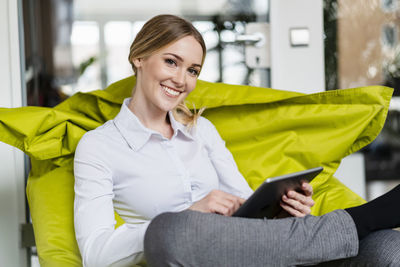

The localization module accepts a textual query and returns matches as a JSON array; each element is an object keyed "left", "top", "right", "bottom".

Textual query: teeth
[{"left": 162, "top": 85, "right": 180, "bottom": 96}]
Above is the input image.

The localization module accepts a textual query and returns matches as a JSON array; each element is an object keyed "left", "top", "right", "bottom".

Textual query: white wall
[
  {"left": 335, "top": 153, "right": 366, "bottom": 199},
  {"left": 0, "top": 0, "right": 27, "bottom": 266},
  {"left": 270, "top": 0, "right": 325, "bottom": 93}
]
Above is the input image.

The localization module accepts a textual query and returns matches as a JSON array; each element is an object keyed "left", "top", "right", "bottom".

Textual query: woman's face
[{"left": 133, "top": 35, "right": 203, "bottom": 113}]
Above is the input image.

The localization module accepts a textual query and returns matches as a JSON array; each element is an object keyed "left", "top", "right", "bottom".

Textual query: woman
[{"left": 74, "top": 14, "right": 400, "bottom": 267}]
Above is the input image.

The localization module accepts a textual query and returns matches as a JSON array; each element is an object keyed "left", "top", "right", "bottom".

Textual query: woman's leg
[
  {"left": 345, "top": 184, "right": 400, "bottom": 239},
  {"left": 317, "top": 229, "right": 400, "bottom": 266},
  {"left": 144, "top": 209, "right": 358, "bottom": 267}
]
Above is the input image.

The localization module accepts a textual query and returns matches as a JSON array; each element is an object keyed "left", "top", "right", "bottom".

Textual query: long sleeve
[
  {"left": 74, "top": 133, "right": 149, "bottom": 267},
  {"left": 197, "top": 117, "right": 254, "bottom": 199}
]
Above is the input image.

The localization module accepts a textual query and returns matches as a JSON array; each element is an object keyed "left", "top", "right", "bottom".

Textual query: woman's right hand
[{"left": 188, "top": 190, "right": 246, "bottom": 216}]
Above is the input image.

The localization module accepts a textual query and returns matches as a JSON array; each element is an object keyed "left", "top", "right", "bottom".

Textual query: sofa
[{"left": 0, "top": 76, "right": 393, "bottom": 266}]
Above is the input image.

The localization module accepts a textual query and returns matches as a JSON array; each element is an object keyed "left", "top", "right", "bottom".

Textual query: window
[
  {"left": 382, "top": 0, "right": 397, "bottom": 12},
  {"left": 382, "top": 24, "right": 397, "bottom": 48},
  {"left": 104, "top": 21, "right": 136, "bottom": 85},
  {"left": 70, "top": 21, "right": 101, "bottom": 93}
]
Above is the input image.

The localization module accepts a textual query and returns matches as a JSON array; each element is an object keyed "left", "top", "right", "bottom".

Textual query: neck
[{"left": 128, "top": 87, "right": 172, "bottom": 137}]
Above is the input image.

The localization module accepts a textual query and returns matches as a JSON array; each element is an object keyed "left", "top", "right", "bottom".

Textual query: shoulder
[
  {"left": 196, "top": 116, "right": 217, "bottom": 132},
  {"left": 195, "top": 116, "right": 223, "bottom": 143},
  {"left": 75, "top": 120, "right": 118, "bottom": 158},
  {"left": 78, "top": 120, "right": 114, "bottom": 144}
]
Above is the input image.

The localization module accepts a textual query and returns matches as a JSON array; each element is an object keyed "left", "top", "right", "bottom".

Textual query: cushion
[{"left": 0, "top": 76, "right": 393, "bottom": 266}]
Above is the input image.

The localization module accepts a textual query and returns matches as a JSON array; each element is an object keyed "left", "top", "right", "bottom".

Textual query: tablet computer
[{"left": 232, "top": 166, "right": 323, "bottom": 219}]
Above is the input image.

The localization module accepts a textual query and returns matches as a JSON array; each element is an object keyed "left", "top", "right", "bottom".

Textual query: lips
[{"left": 161, "top": 84, "right": 182, "bottom": 97}]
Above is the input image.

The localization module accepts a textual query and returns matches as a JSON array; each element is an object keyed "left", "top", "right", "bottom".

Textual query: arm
[
  {"left": 196, "top": 117, "right": 254, "bottom": 199},
  {"left": 74, "top": 133, "right": 149, "bottom": 267},
  {"left": 197, "top": 117, "right": 313, "bottom": 217}
]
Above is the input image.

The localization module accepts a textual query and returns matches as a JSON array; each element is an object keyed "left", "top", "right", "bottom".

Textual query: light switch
[{"left": 290, "top": 28, "right": 310, "bottom": 47}]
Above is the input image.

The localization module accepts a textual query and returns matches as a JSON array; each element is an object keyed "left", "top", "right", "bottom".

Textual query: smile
[{"left": 161, "top": 85, "right": 182, "bottom": 97}]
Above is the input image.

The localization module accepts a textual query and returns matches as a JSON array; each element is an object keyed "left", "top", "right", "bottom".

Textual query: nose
[{"left": 172, "top": 69, "right": 185, "bottom": 88}]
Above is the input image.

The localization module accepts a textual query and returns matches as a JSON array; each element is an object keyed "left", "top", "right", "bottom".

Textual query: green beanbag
[{"left": 0, "top": 76, "right": 392, "bottom": 266}]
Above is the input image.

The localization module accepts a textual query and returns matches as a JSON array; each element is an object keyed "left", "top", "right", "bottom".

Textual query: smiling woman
[
  {"left": 127, "top": 14, "right": 207, "bottom": 129},
  {"left": 72, "top": 14, "right": 400, "bottom": 267},
  {"left": 129, "top": 35, "right": 203, "bottom": 136}
]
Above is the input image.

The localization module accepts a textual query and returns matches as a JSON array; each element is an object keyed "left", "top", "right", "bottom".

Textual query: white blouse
[{"left": 74, "top": 98, "right": 254, "bottom": 267}]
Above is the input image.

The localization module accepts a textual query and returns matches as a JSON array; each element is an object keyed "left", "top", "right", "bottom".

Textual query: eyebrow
[{"left": 163, "top": 53, "right": 202, "bottom": 68}]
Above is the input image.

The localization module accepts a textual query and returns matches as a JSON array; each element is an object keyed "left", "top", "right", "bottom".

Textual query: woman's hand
[
  {"left": 279, "top": 182, "right": 314, "bottom": 217},
  {"left": 188, "top": 190, "right": 246, "bottom": 216}
]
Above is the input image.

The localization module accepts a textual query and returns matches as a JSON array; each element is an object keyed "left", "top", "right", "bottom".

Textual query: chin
[
  {"left": 161, "top": 96, "right": 186, "bottom": 111},
  {"left": 157, "top": 102, "right": 179, "bottom": 113}
]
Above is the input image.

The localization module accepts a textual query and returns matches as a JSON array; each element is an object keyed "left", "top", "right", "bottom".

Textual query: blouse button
[{"left": 190, "top": 184, "right": 198, "bottom": 191}]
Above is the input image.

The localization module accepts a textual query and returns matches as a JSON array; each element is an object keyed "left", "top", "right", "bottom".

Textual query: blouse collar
[{"left": 114, "top": 98, "right": 194, "bottom": 151}]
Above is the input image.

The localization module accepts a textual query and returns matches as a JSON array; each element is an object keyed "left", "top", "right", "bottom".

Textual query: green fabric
[{"left": 0, "top": 75, "right": 393, "bottom": 266}]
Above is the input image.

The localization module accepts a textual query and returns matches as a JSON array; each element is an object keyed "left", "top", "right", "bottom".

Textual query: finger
[
  {"left": 301, "top": 182, "right": 313, "bottom": 196},
  {"left": 214, "top": 196, "right": 240, "bottom": 216},
  {"left": 282, "top": 195, "right": 312, "bottom": 214},
  {"left": 280, "top": 201, "right": 305, "bottom": 217},
  {"left": 217, "top": 190, "right": 244, "bottom": 204},
  {"left": 226, "top": 196, "right": 245, "bottom": 210},
  {"left": 207, "top": 195, "right": 231, "bottom": 215},
  {"left": 286, "top": 190, "right": 315, "bottom": 207},
  {"left": 214, "top": 191, "right": 244, "bottom": 213},
  {"left": 282, "top": 195, "right": 311, "bottom": 215},
  {"left": 211, "top": 204, "right": 230, "bottom": 216},
  {"left": 225, "top": 197, "right": 246, "bottom": 215},
  {"left": 286, "top": 190, "right": 308, "bottom": 204}
]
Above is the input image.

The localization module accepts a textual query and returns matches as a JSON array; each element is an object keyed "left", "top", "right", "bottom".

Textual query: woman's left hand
[{"left": 279, "top": 182, "right": 314, "bottom": 217}]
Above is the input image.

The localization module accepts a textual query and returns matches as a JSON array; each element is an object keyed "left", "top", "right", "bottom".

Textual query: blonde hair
[{"left": 128, "top": 14, "right": 206, "bottom": 128}]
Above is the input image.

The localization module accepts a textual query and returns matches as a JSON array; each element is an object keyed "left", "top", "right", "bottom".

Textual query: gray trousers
[
  {"left": 317, "top": 229, "right": 400, "bottom": 267},
  {"left": 144, "top": 210, "right": 400, "bottom": 267}
]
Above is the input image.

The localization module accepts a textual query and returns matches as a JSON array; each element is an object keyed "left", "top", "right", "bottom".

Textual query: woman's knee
[
  {"left": 144, "top": 210, "right": 198, "bottom": 265},
  {"left": 321, "top": 229, "right": 400, "bottom": 266},
  {"left": 358, "top": 229, "right": 400, "bottom": 266}
]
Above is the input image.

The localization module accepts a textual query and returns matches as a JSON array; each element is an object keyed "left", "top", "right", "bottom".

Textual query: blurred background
[{"left": 1, "top": 0, "right": 400, "bottom": 266}]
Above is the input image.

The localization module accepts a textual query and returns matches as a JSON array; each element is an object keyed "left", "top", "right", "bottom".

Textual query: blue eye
[{"left": 165, "top": 58, "right": 176, "bottom": 66}]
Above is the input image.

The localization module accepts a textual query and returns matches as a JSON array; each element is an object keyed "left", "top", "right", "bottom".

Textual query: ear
[{"left": 132, "top": 58, "right": 142, "bottom": 69}]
